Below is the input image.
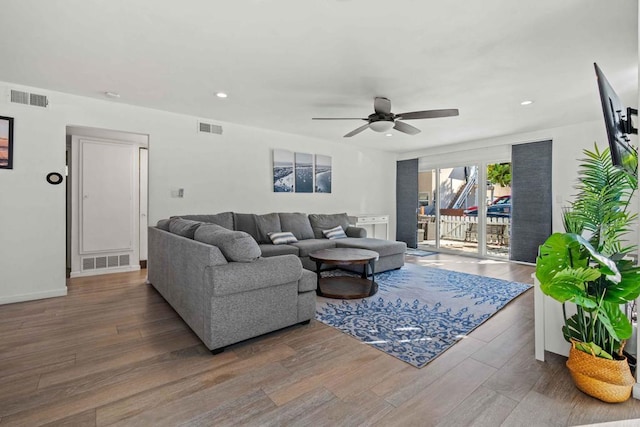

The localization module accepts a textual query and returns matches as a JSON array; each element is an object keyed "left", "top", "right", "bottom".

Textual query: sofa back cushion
[
  {"left": 169, "top": 218, "right": 202, "bottom": 239},
  {"left": 233, "top": 213, "right": 260, "bottom": 241},
  {"left": 279, "top": 213, "right": 315, "bottom": 240},
  {"left": 308, "top": 213, "right": 350, "bottom": 239},
  {"left": 194, "top": 223, "right": 261, "bottom": 262},
  {"left": 255, "top": 213, "right": 282, "bottom": 244},
  {"left": 174, "top": 212, "right": 234, "bottom": 230}
]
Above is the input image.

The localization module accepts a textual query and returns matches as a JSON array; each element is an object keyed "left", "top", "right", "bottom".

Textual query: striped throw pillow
[
  {"left": 268, "top": 231, "right": 298, "bottom": 245},
  {"left": 322, "top": 225, "right": 347, "bottom": 240}
]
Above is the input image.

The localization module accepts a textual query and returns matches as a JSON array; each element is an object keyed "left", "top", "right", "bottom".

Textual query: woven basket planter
[{"left": 566, "top": 341, "right": 635, "bottom": 403}]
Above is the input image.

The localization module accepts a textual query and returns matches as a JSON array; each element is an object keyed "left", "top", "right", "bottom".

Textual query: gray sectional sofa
[
  {"left": 176, "top": 212, "right": 407, "bottom": 273},
  {"left": 147, "top": 212, "right": 406, "bottom": 353}
]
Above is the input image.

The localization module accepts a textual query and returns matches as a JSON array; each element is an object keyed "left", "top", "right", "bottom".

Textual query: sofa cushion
[
  {"left": 322, "top": 225, "right": 347, "bottom": 240},
  {"left": 156, "top": 218, "right": 171, "bottom": 231},
  {"left": 169, "top": 218, "right": 202, "bottom": 239},
  {"left": 308, "top": 213, "right": 351, "bottom": 239},
  {"left": 268, "top": 231, "right": 298, "bottom": 245},
  {"left": 279, "top": 213, "right": 315, "bottom": 240},
  {"left": 256, "top": 213, "right": 282, "bottom": 244},
  {"left": 291, "top": 239, "right": 337, "bottom": 257},
  {"left": 194, "top": 223, "right": 261, "bottom": 262},
  {"left": 233, "top": 213, "right": 260, "bottom": 241},
  {"left": 174, "top": 212, "right": 234, "bottom": 230},
  {"left": 259, "top": 243, "right": 299, "bottom": 258},
  {"left": 335, "top": 237, "right": 407, "bottom": 257}
]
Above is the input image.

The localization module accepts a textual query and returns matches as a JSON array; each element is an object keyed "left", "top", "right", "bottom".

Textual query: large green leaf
[
  {"left": 536, "top": 233, "right": 588, "bottom": 284},
  {"left": 575, "top": 341, "right": 613, "bottom": 360},
  {"left": 604, "top": 264, "right": 640, "bottom": 303},
  {"left": 540, "top": 267, "right": 599, "bottom": 305},
  {"left": 601, "top": 301, "right": 633, "bottom": 341},
  {"left": 573, "top": 234, "right": 620, "bottom": 283}
]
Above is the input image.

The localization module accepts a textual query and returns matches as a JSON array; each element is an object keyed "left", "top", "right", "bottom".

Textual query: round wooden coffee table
[{"left": 309, "top": 248, "right": 379, "bottom": 299}]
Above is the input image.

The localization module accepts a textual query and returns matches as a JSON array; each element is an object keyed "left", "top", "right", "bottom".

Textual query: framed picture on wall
[
  {"left": 294, "top": 152, "right": 313, "bottom": 193},
  {"left": 314, "top": 154, "right": 331, "bottom": 193},
  {"left": 0, "top": 116, "right": 14, "bottom": 169},
  {"left": 273, "top": 149, "right": 294, "bottom": 192}
]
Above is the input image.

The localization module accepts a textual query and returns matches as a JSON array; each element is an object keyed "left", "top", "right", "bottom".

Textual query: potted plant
[{"left": 536, "top": 144, "right": 640, "bottom": 402}]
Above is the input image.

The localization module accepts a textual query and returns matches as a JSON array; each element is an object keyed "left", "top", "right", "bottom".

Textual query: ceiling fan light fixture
[{"left": 369, "top": 120, "right": 394, "bottom": 132}]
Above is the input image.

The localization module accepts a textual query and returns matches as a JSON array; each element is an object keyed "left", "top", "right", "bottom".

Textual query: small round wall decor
[{"left": 46, "top": 172, "right": 63, "bottom": 185}]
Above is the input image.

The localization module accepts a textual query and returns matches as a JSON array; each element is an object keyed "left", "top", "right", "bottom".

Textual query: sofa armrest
[
  {"left": 208, "top": 254, "right": 303, "bottom": 296},
  {"left": 346, "top": 226, "right": 367, "bottom": 238}
]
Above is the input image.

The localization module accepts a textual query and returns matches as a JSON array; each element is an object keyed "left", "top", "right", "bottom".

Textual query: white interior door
[{"left": 80, "top": 140, "right": 134, "bottom": 253}]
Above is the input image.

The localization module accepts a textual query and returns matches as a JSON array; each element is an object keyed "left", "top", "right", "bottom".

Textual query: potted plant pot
[{"left": 566, "top": 340, "right": 635, "bottom": 403}]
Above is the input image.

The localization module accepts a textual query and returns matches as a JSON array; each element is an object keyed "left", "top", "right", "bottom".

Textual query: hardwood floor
[{"left": 1, "top": 254, "right": 639, "bottom": 426}]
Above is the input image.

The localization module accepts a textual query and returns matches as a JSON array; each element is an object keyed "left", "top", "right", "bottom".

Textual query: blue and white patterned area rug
[{"left": 315, "top": 263, "right": 531, "bottom": 368}]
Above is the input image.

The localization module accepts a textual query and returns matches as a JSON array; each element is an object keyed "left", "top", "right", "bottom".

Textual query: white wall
[
  {"left": 399, "top": 119, "right": 615, "bottom": 234},
  {"left": 0, "top": 81, "right": 396, "bottom": 304}
]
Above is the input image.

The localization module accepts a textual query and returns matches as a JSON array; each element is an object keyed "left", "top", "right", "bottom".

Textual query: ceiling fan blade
[
  {"left": 312, "top": 117, "right": 368, "bottom": 120},
  {"left": 396, "top": 109, "right": 459, "bottom": 120},
  {"left": 374, "top": 97, "right": 391, "bottom": 115},
  {"left": 344, "top": 123, "right": 371, "bottom": 137},
  {"left": 393, "top": 121, "right": 421, "bottom": 135}
]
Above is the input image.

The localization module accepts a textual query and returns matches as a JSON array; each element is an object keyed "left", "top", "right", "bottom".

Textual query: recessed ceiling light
[
  {"left": 385, "top": 133, "right": 393, "bottom": 137},
  {"left": 216, "top": 92, "right": 228, "bottom": 98},
  {"left": 520, "top": 100, "right": 534, "bottom": 106},
  {"left": 104, "top": 91, "right": 120, "bottom": 98}
]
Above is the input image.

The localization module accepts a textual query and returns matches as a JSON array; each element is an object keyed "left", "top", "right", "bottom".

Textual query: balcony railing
[{"left": 418, "top": 214, "right": 510, "bottom": 246}]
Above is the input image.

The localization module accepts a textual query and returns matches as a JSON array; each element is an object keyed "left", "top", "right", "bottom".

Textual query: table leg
[
  {"left": 315, "top": 261, "right": 323, "bottom": 296},
  {"left": 368, "top": 259, "right": 378, "bottom": 297}
]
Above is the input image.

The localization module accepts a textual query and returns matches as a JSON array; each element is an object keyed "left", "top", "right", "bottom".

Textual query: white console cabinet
[{"left": 348, "top": 214, "right": 389, "bottom": 240}]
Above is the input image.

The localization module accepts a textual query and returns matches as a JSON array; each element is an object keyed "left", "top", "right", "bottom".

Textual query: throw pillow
[
  {"left": 322, "top": 225, "right": 347, "bottom": 240},
  {"left": 156, "top": 218, "right": 171, "bottom": 231},
  {"left": 169, "top": 218, "right": 202, "bottom": 239},
  {"left": 194, "top": 224, "right": 261, "bottom": 262},
  {"left": 268, "top": 231, "right": 298, "bottom": 245}
]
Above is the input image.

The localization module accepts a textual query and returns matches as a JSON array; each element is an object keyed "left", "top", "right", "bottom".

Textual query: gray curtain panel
[
  {"left": 396, "top": 159, "right": 418, "bottom": 248},
  {"left": 511, "top": 140, "right": 552, "bottom": 263}
]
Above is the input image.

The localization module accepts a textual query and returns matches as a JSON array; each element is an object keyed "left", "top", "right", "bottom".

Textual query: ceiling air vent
[
  {"left": 198, "top": 121, "right": 223, "bottom": 135},
  {"left": 10, "top": 89, "right": 49, "bottom": 108}
]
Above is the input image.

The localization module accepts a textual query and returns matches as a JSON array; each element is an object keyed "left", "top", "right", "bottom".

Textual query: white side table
[{"left": 348, "top": 214, "right": 389, "bottom": 240}]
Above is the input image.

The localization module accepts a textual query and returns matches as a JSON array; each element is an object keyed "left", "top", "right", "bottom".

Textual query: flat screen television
[{"left": 594, "top": 62, "right": 637, "bottom": 175}]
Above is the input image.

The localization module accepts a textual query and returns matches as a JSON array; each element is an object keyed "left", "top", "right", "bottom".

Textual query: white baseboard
[
  {"left": 0, "top": 288, "right": 68, "bottom": 305},
  {"left": 69, "top": 265, "right": 141, "bottom": 278}
]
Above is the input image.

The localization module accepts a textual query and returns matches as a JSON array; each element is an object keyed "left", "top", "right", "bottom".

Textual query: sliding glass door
[
  {"left": 417, "top": 160, "right": 511, "bottom": 259},
  {"left": 417, "top": 165, "right": 479, "bottom": 255}
]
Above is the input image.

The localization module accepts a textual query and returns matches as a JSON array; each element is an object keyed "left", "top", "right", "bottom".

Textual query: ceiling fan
[{"left": 312, "top": 97, "right": 459, "bottom": 137}]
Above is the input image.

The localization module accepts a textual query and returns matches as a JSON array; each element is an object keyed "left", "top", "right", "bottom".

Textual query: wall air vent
[
  {"left": 10, "top": 89, "right": 49, "bottom": 108},
  {"left": 198, "top": 121, "right": 223, "bottom": 135},
  {"left": 81, "top": 254, "right": 131, "bottom": 271}
]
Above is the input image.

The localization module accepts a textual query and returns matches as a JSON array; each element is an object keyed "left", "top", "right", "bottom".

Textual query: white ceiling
[{"left": 0, "top": 0, "right": 637, "bottom": 153}]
